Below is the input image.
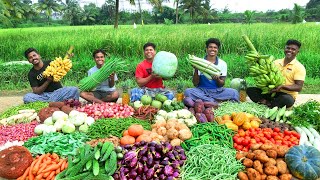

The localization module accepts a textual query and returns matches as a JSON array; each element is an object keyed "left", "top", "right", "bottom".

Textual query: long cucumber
[
  {"left": 189, "top": 55, "right": 221, "bottom": 71},
  {"left": 190, "top": 61, "right": 221, "bottom": 76},
  {"left": 189, "top": 59, "right": 220, "bottom": 72}
]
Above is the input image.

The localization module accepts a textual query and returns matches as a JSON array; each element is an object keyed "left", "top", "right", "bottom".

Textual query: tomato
[
  {"left": 274, "top": 135, "right": 282, "bottom": 140},
  {"left": 242, "top": 147, "right": 249, "bottom": 152},
  {"left": 282, "top": 141, "right": 289, "bottom": 146},
  {"left": 283, "top": 130, "right": 291, "bottom": 136},
  {"left": 250, "top": 132, "right": 256, "bottom": 137},
  {"left": 237, "top": 144, "right": 244, "bottom": 150},
  {"left": 273, "top": 127, "right": 280, "bottom": 132},
  {"left": 242, "top": 139, "right": 250, "bottom": 146},
  {"left": 265, "top": 133, "right": 271, "bottom": 139},
  {"left": 239, "top": 130, "right": 246, "bottom": 137},
  {"left": 271, "top": 132, "right": 278, "bottom": 138},
  {"left": 254, "top": 137, "right": 261, "bottom": 143},
  {"left": 291, "top": 131, "right": 301, "bottom": 138}
]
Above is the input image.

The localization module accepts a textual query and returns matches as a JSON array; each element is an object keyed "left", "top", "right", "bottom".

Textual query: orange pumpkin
[
  {"left": 123, "top": 130, "right": 129, "bottom": 136},
  {"left": 136, "top": 134, "right": 152, "bottom": 142},
  {"left": 222, "top": 114, "right": 232, "bottom": 121},
  {"left": 215, "top": 116, "right": 223, "bottom": 124},
  {"left": 128, "top": 124, "right": 144, "bottom": 137},
  {"left": 231, "top": 112, "right": 238, "bottom": 120},
  {"left": 120, "top": 135, "right": 135, "bottom": 145},
  {"left": 233, "top": 112, "right": 248, "bottom": 126}
]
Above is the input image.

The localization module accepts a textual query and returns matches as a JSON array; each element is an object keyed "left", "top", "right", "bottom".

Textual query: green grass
[{"left": 0, "top": 23, "right": 319, "bottom": 93}]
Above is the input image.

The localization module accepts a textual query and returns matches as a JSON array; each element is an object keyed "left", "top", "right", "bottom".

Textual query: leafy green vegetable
[
  {"left": 289, "top": 100, "right": 320, "bottom": 131},
  {"left": 23, "top": 132, "right": 89, "bottom": 157},
  {"left": 87, "top": 117, "right": 151, "bottom": 139},
  {"left": 214, "top": 101, "right": 268, "bottom": 117},
  {"left": 0, "top": 101, "right": 48, "bottom": 119}
]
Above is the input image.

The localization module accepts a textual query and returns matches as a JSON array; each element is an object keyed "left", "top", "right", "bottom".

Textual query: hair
[
  {"left": 92, "top": 49, "right": 106, "bottom": 58},
  {"left": 143, "top": 42, "right": 156, "bottom": 50},
  {"left": 24, "top": 48, "right": 39, "bottom": 59},
  {"left": 205, "top": 38, "right": 221, "bottom": 49},
  {"left": 286, "top": 39, "right": 301, "bottom": 48}
]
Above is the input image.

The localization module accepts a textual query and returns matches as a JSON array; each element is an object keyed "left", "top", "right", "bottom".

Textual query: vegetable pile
[
  {"left": 214, "top": 101, "right": 268, "bottom": 117},
  {"left": 23, "top": 132, "right": 89, "bottom": 157},
  {"left": 113, "top": 141, "right": 186, "bottom": 179},
  {"left": 181, "top": 144, "right": 244, "bottom": 180},
  {"left": 0, "top": 121, "right": 38, "bottom": 145},
  {"left": 77, "top": 103, "right": 134, "bottom": 119},
  {"left": 0, "top": 101, "right": 48, "bottom": 119},
  {"left": 183, "top": 97, "right": 217, "bottom": 123},
  {"left": 87, "top": 118, "right": 151, "bottom": 139}
]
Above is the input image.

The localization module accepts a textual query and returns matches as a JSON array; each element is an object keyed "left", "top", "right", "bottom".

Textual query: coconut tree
[
  {"left": 62, "top": 0, "right": 81, "bottom": 25},
  {"left": 35, "top": 0, "right": 62, "bottom": 24},
  {"left": 292, "top": 3, "right": 304, "bottom": 24},
  {"left": 180, "top": 0, "right": 206, "bottom": 23},
  {"left": 244, "top": 10, "right": 255, "bottom": 24}
]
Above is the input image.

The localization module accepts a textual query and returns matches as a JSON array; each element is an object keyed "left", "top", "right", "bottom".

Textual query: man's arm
[
  {"left": 212, "top": 75, "right": 226, "bottom": 87},
  {"left": 108, "top": 72, "right": 115, "bottom": 87},
  {"left": 32, "top": 78, "right": 52, "bottom": 94},
  {"left": 271, "top": 80, "right": 304, "bottom": 93},
  {"left": 136, "top": 73, "right": 160, "bottom": 87},
  {"left": 192, "top": 69, "right": 200, "bottom": 86}
]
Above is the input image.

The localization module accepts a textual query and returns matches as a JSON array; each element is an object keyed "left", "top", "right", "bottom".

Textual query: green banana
[{"left": 275, "top": 105, "right": 287, "bottom": 122}]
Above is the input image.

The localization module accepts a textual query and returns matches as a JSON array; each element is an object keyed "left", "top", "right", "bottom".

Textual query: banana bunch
[
  {"left": 43, "top": 46, "right": 73, "bottom": 82},
  {"left": 243, "top": 35, "right": 285, "bottom": 96}
]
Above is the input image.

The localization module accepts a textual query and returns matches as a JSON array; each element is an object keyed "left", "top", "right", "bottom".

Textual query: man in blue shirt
[{"left": 184, "top": 38, "right": 239, "bottom": 102}]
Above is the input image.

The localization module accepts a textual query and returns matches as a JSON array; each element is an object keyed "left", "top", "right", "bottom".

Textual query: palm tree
[
  {"left": 292, "top": 3, "right": 304, "bottom": 24},
  {"left": 173, "top": 0, "right": 179, "bottom": 24},
  {"left": 35, "top": 0, "right": 62, "bottom": 24},
  {"left": 244, "top": 10, "right": 255, "bottom": 24},
  {"left": 21, "top": 0, "right": 37, "bottom": 21},
  {"left": 0, "top": 0, "right": 12, "bottom": 26},
  {"left": 180, "top": 0, "right": 205, "bottom": 23},
  {"left": 62, "top": 0, "right": 81, "bottom": 25},
  {"left": 80, "top": 3, "right": 99, "bottom": 25},
  {"left": 114, "top": 0, "right": 134, "bottom": 28}
]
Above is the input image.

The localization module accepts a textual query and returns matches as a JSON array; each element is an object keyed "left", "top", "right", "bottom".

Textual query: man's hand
[
  {"left": 109, "top": 72, "right": 115, "bottom": 80},
  {"left": 151, "top": 72, "right": 161, "bottom": 79},
  {"left": 270, "top": 85, "right": 283, "bottom": 93},
  {"left": 46, "top": 76, "right": 53, "bottom": 82},
  {"left": 212, "top": 75, "right": 220, "bottom": 80}
]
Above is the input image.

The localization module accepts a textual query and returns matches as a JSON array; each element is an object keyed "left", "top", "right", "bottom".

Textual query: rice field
[{"left": 0, "top": 23, "right": 319, "bottom": 91}]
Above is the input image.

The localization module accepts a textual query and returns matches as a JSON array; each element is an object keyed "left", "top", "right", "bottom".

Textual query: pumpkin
[
  {"left": 242, "top": 122, "right": 252, "bottom": 130},
  {"left": 136, "top": 134, "right": 152, "bottom": 142},
  {"left": 285, "top": 145, "right": 320, "bottom": 180},
  {"left": 215, "top": 116, "right": 223, "bottom": 124},
  {"left": 222, "top": 114, "right": 232, "bottom": 121},
  {"left": 233, "top": 112, "right": 248, "bottom": 126},
  {"left": 120, "top": 135, "right": 135, "bottom": 145},
  {"left": 230, "top": 78, "right": 245, "bottom": 91},
  {"left": 225, "top": 122, "right": 239, "bottom": 131},
  {"left": 128, "top": 124, "right": 144, "bottom": 137},
  {"left": 152, "top": 51, "right": 178, "bottom": 79}
]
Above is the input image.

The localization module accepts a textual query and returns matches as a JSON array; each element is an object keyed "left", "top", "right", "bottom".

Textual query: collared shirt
[
  {"left": 274, "top": 58, "right": 306, "bottom": 99},
  {"left": 135, "top": 59, "right": 164, "bottom": 88}
]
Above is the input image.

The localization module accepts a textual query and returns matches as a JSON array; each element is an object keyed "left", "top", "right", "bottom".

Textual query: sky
[{"left": 80, "top": 0, "right": 310, "bottom": 13}]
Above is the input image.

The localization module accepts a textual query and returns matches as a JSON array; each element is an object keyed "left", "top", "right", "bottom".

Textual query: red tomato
[
  {"left": 274, "top": 135, "right": 282, "bottom": 140},
  {"left": 254, "top": 137, "right": 261, "bottom": 143},
  {"left": 239, "top": 131, "right": 246, "bottom": 137},
  {"left": 237, "top": 145, "right": 244, "bottom": 150},
  {"left": 291, "top": 131, "right": 301, "bottom": 138},
  {"left": 265, "top": 134, "right": 271, "bottom": 139},
  {"left": 284, "top": 130, "right": 291, "bottom": 136},
  {"left": 242, "top": 147, "right": 249, "bottom": 152},
  {"left": 242, "top": 139, "right": 250, "bottom": 146},
  {"left": 273, "top": 127, "right": 280, "bottom": 132}
]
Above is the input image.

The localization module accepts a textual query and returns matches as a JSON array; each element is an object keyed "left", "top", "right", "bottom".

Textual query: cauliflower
[
  {"left": 154, "top": 115, "right": 166, "bottom": 123},
  {"left": 157, "top": 110, "right": 168, "bottom": 118},
  {"left": 184, "top": 115, "right": 197, "bottom": 127},
  {"left": 166, "top": 111, "right": 178, "bottom": 119},
  {"left": 177, "top": 109, "right": 192, "bottom": 119}
]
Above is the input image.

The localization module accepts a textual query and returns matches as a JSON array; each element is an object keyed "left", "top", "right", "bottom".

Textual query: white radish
[
  {"left": 301, "top": 127, "right": 315, "bottom": 144},
  {"left": 313, "top": 138, "right": 320, "bottom": 151},
  {"left": 18, "top": 109, "right": 36, "bottom": 114},
  {"left": 294, "top": 126, "right": 303, "bottom": 134},
  {"left": 308, "top": 127, "right": 320, "bottom": 140},
  {"left": 299, "top": 131, "right": 309, "bottom": 145}
]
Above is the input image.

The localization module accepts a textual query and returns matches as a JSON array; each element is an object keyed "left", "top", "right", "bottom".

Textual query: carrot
[
  {"left": 42, "top": 171, "right": 50, "bottom": 178},
  {"left": 35, "top": 172, "right": 44, "bottom": 180},
  {"left": 17, "top": 167, "right": 30, "bottom": 180},
  {"left": 55, "top": 167, "right": 60, "bottom": 174},
  {"left": 28, "top": 159, "right": 37, "bottom": 180},
  {"left": 51, "top": 153, "right": 59, "bottom": 160},
  {"left": 33, "top": 154, "right": 46, "bottom": 174},
  {"left": 37, "top": 163, "right": 48, "bottom": 175},
  {"left": 41, "top": 164, "right": 61, "bottom": 173},
  {"left": 45, "top": 171, "right": 55, "bottom": 180},
  {"left": 60, "top": 160, "right": 67, "bottom": 171}
]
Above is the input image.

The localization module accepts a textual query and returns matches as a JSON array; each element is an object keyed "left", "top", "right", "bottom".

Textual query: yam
[
  {"left": 275, "top": 146, "right": 289, "bottom": 157},
  {"left": 243, "top": 158, "right": 254, "bottom": 168},
  {"left": 256, "top": 153, "right": 269, "bottom": 163},
  {"left": 260, "top": 144, "right": 274, "bottom": 151},
  {"left": 266, "top": 176, "right": 280, "bottom": 180},
  {"left": 247, "top": 168, "right": 261, "bottom": 180},
  {"left": 265, "top": 159, "right": 277, "bottom": 167},
  {"left": 266, "top": 150, "right": 277, "bottom": 159},
  {"left": 246, "top": 152, "right": 255, "bottom": 160},
  {"left": 261, "top": 174, "right": 267, "bottom": 180},
  {"left": 264, "top": 165, "right": 278, "bottom": 176},
  {"left": 253, "top": 160, "right": 263, "bottom": 174},
  {"left": 238, "top": 171, "right": 249, "bottom": 180},
  {"left": 279, "top": 174, "right": 292, "bottom": 180},
  {"left": 276, "top": 160, "right": 288, "bottom": 175}
]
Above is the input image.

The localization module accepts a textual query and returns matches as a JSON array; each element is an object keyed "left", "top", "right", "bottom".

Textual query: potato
[
  {"left": 253, "top": 150, "right": 266, "bottom": 156},
  {"left": 250, "top": 144, "right": 262, "bottom": 150},
  {"left": 253, "top": 160, "right": 263, "bottom": 174},
  {"left": 264, "top": 165, "right": 279, "bottom": 176},
  {"left": 238, "top": 171, "right": 249, "bottom": 180},
  {"left": 246, "top": 152, "right": 256, "bottom": 160},
  {"left": 247, "top": 168, "right": 261, "bottom": 180},
  {"left": 260, "top": 144, "right": 274, "bottom": 151},
  {"left": 275, "top": 146, "right": 289, "bottom": 157},
  {"left": 236, "top": 152, "right": 247, "bottom": 160},
  {"left": 265, "top": 158, "right": 277, "bottom": 167},
  {"left": 256, "top": 153, "right": 270, "bottom": 163},
  {"left": 266, "top": 150, "right": 277, "bottom": 159},
  {"left": 276, "top": 160, "right": 288, "bottom": 174},
  {"left": 266, "top": 176, "right": 280, "bottom": 180},
  {"left": 243, "top": 158, "right": 254, "bottom": 168},
  {"left": 279, "top": 174, "right": 292, "bottom": 180},
  {"left": 261, "top": 174, "right": 267, "bottom": 180}
]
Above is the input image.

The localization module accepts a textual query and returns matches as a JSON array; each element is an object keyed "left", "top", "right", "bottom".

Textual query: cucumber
[
  {"left": 85, "top": 159, "right": 93, "bottom": 171},
  {"left": 105, "top": 151, "right": 117, "bottom": 175},
  {"left": 93, "top": 159, "right": 99, "bottom": 176},
  {"left": 101, "top": 143, "right": 114, "bottom": 161},
  {"left": 101, "top": 142, "right": 112, "bottom": 155}
]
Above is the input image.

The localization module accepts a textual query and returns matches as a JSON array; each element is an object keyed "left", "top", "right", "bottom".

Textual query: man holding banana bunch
[
  {"left": 247, "top": 40, "right": 306, "bottom": 108},
  {"left": 23, "top": 48, "right": 79, "bottom": 103}
]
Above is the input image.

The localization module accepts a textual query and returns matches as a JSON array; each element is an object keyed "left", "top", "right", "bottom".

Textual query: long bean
[
  {"left": 0, "top": 101, "right": 48, "bottom": 119},
  {"left": 180, "top": 144, "right": 244, "bottom": 180},
  {"left": 181, "top": 123, "right": 234, "bottom": 150},
  {"left": 215, "top": 101, "right": 268, "bottom": 117}
]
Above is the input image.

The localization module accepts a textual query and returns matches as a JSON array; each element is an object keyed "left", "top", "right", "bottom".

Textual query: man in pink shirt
[{"left": 130, "top": 42, "right": 174, "bottom": 101}]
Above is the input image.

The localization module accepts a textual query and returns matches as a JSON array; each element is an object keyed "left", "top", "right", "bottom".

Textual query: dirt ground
[{"left": 1, "top": 93, "right": 320, "bottom": 113}]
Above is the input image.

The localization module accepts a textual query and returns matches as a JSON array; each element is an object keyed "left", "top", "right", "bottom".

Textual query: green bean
[
  {"left": 215, "top": 101, "right": 268, "bottom": 117},
  {"left": 180, "top": 144, "right": 244, "bottom": 180}
]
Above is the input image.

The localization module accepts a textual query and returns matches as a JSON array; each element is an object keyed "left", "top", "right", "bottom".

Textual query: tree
[
  {"left": 62, "top": 0, "right": 81, "bottom": 25},
  {"left": 35, "top": 0, "right": 62, "bottom": 24},
  {"left": 21, "top": 0, "right": 37, "bottom": 21},
  {"left": 306, "top": 0, "right": 320, "bottom": 9},
  {"left": 80, "top": 3, "right": 100, "bottom": 25},
  {"left": 114, "top": 0, "right": 134, "bottom": 28},
  {"left": 244, "top": 10, "right": 255, "bottom": 24},
  {"left": 180, "top": 0, "right": 205, "bottom": 23},
  {"left": 291, "top": 3, "right": 304, "bottom": 24},
  {"left": 99, "top": 0, "right": 116, "bottom": 24}
]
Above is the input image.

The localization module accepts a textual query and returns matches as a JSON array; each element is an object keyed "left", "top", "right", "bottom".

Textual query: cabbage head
[{"left": 152, "top": 51, "right": 178, "bottom": 79}]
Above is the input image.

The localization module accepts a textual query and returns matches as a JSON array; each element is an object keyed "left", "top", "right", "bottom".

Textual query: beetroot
[
  {"left": 203, "top": 101, "right": 219, "bottom": 109},
  {"left": 195, "top": 113, "right": 207, "bottom": 123},
  {"left": 203, "top": 108, "right": 214, "bottom": 122},
  {"left": 194, "top": 99, "right": 205, "bottom": 113},
  {"left": 183, "top": 97, "right": 195, "bottom": 107}
]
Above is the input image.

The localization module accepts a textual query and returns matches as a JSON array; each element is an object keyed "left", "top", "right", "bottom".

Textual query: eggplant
[
  {"left": 137, "top": 162, "right": 143, "bottom": 174},
  {"left": 163, "top": 142, "right": 173, "bottom": 153},
  {"left": 180, "top": 153, "right": 186, "bottom": 160},
  {"left": 124, "top": 151, "right": 137, "bottom": 161},
  {"left": 167, "top": 176, "right": 174, "bottom": 180},
  {"left": 141, "top": 174, "right": 147, "bottom": 180},
  {"left": 178, "top": 160, "right": 185, "bottom": 165},
  {"left": 173, "top": 171, "right": 180, "bottom": 178},
  {"left": 154, "top": 163, "right": 161, "bottom": 170},
  {"left": 164, "top": 165, "right": 174, "bottom": 176},
  {"left": 167, "top": 152, "right": 176, "bottom": 160},
  {"left": 120, "top": 171, "right": 128, "bottom": 180},
  {"left": 129, "top": 157, "right": 138, "bottom": 167},
  {"left": 159, "top": 174, "right": 166, "bottom": 180},
  {"left": 155, "top": 144, "right": 163, "bottom": 152},
  {"left": 154, "top": 152, "right": 161, "bottom": 159},
  {"left": 147, "top": 157, "right": 154, "bottom": 167},
  {"left": 120, "top": 166, "right": 130, "bottom": 174},
  {"left": 149, "top": 146, "right": 156, "bottom": 155},
  {"left": 124, "top": 144, "right": 133, "bottom": 150},
  {"left": 128, "top": 170, "right": 138, "bottom": 178},
  {"left": 195, "top": 113, "right": 208, "bottom": 123},
  {"left": 136, "top": 176, "right": 142, "bottom": 180},
  {"left": 146, "top": 168, "right": 155, "bottom": 179},
  {"left": 134, "top": 141, "right": 141, "bottom": 146},
  {"left": 160, "top": 159, "right": 169, "bottom": 165},
  {"left": 138, "top": 146, "right": 148, "bottom": 157},
  {"left": 149, "top": 141, "right": 157, "bottom": 147},
  {"left": 113, "top": 173, "right": 120, "bottom": 180},
  {"left": 171, "top": 160, "right": 180, "bottom": 169}
]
